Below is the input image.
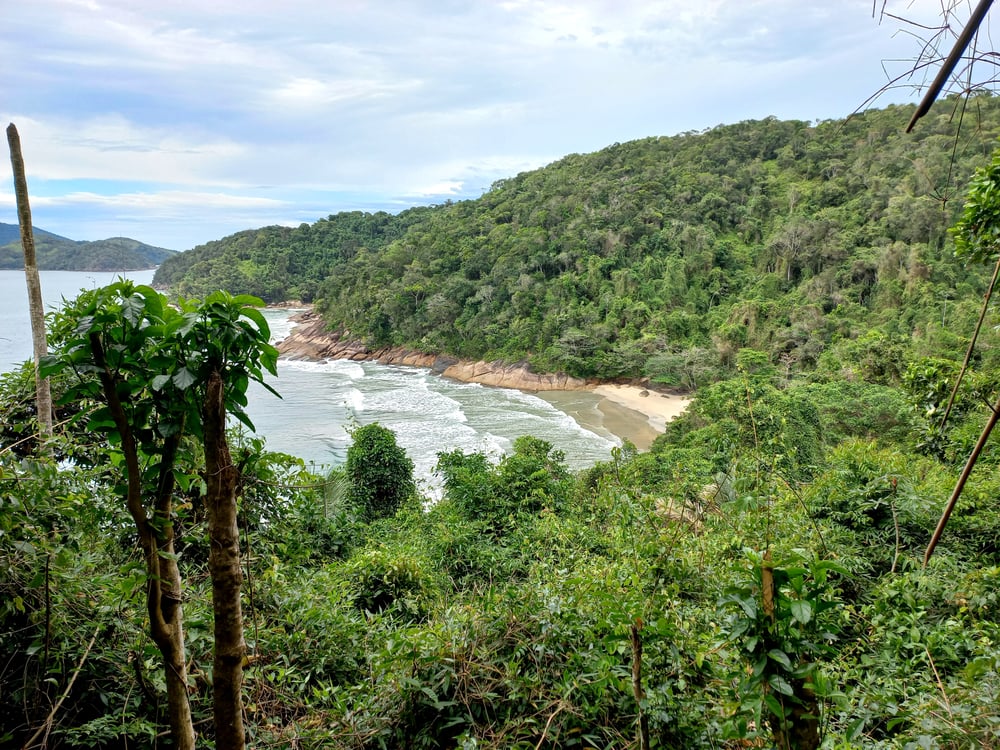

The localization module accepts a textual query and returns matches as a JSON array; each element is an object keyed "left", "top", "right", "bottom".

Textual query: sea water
[
  {"left": 0, "top": 272, "right": 619, "bottom": 486},
  {"left": 246, "top": 309, "right": 618, "bottom": 490}
]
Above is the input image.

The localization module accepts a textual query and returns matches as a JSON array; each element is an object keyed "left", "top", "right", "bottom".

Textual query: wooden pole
[
  {"left": 6, "top": 123, "right": 53, "bottom": 438},
  {"left": 925, "top": 392, "right": 1000, "bottom": 565}
]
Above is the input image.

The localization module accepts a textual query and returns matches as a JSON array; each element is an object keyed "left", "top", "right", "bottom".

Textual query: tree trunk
[
  {"left": 203, "top": 370, "right": 246, "bottom": 750},
  {"left": 91, "top": 334, "right": 196, "bottom": 750},
  {"left": 629, "top": 621, "right": 650, "bottom": 750},
  {"left": 762, "top": 554, "right": 819, "bottom": 750},
  {"left": 6, "top": 123, "right": 52, "bottom": 438},
  {"left": 150, "top": 551, "right": 197, "bottom": 750}
]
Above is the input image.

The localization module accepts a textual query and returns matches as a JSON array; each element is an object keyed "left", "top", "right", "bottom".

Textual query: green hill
[
  {"left": 152, "top": 209, "right": 433, "bottom": 301},
  {"left": 10, "top": 94, "right": 1000, "bottom": 750},
  {"left": 0, "top": 223, "right": 74, "bottom": 248},
  {"left": 0, "top": 224, "right": 175, "bottom": 271},
  {"left": 154, "top": 94, "right": 1000, "bottom": 385}
]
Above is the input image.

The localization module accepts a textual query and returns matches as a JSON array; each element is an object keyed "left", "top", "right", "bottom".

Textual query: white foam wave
[
  {"left": 275, "top": 358, "right": 366, "bottom": 380},
  {"left": 345, "top": 388, "right": 365, "bottom": 412},
  {"left": 246, "top": 357, "right": 621, "bottom": 482},
  {"left": 364, "top": 386, "right": 466, "bottom": 422},
  {"left": 321, "top": 360, "right": 366, "bottom": 379}
]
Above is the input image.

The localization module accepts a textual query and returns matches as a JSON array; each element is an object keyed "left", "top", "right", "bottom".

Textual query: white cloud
[
  {"left": 269, "top": 76, "right": 422, "bottom": 109},
  {"left": 35, "top": 190, "right": 288, "bottom": 212},
  {"left": 2, "top": 0, "right": 981, "bottom": 250},
  {"left": 5, "top": 114, "right": 247, "bottom": 186}
]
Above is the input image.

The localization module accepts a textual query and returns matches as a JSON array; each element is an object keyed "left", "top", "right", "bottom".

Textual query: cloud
[
  {"left": 3, "top": 0, "right": 973, "bottom": 250},
  {"left": 5, "top": 115, "right": 247, "bottom": 186},
  {"left": 31, "top": 190, "right": 288, "bottom": 213}
]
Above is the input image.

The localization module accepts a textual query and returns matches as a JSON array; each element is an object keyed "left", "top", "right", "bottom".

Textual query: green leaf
[
  {"left": 768, "top": 674, "right": 795, "bottom": 696},
  {"left": 172, "top": 367, "right": 197, "bottom": 391},
  {"left": 790, "top": 599, "right": 813, "bottom": 625},
  {"left": 768, "top": 648, "right": 793, "bottom": 670},
  {"left": 763, "top": 692, "right": 786, "bottom": 720},
  {"left": 230, "top": 404, "right": 256, "bottom": 432},
  {"left": 240, "top": 306, "right": 270, "bottom": 337}
]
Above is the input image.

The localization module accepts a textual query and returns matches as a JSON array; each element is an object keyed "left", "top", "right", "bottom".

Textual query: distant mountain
[
  {"left": 0, "top": 223, "right": 175, "bottom": 271},
  {"left": 0, "top": 223, "right": 74, "bottom": 247}
]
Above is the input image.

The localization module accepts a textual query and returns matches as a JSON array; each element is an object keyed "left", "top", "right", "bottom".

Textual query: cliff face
[{"left": 277, "top": 311, "right": 593, "bottom": 392}]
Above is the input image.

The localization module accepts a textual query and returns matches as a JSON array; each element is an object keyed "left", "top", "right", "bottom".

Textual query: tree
[
  {"left": 6, "top": 123, "right": 52, "bottom": 438},
  {"left": 42, "top": 282, "right": 278, "bottom": 749},
  {"left": 436, "top": 436, "right": 572, "bottom": 536},
  {"left": 345, "top": 423, "right": 415, "bottom": 521}
]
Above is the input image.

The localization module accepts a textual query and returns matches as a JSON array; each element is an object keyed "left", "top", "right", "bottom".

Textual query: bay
[
  {"left": 246, "top": 309, "right": 619, "bottom": 490},
  {"left": 1, "top": 273, "right": 620, "bottom": 485}
]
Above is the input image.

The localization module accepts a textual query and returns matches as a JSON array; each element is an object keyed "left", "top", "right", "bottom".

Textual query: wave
[
  {"left": 246, "top": 315, "right": 621, "bottom": 479},
  {"left": 344, "top": 387, "right": 365, "bottom": 413}
]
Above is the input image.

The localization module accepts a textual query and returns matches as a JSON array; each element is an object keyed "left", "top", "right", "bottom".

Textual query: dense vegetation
[
  {"left": 3, "top": 329, "right": 1000, "bottom": 746},
  {"left": 0, "top": 223, "right": 176, "bottom": 271},
  {"left": 5, "top": 94, "right": 1000, "bottom": 747},
  {"left": 153, "top": 209, "right": 432, "bottom": 303},
  {"left": 157, "top": 95, "right": 1000, "bottom": 387}
]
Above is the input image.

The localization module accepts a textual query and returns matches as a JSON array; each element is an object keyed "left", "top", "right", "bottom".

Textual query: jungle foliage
[
  {"left": 156, "top": 95, "right": 1000, "bottom": 385},
  {"left": 5, "top": 94, "right": 1000, "bottom": 748},
  {"left": 4, "top": 359, "right": 1000, "bottom": 747},
  {"left": 153, "top": 209, "right": 433, "bottom": 303}
]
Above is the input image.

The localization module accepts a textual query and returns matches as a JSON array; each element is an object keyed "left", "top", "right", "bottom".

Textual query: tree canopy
[{"left": 154, "top": 95, "right": 1000, "bottom": 385}]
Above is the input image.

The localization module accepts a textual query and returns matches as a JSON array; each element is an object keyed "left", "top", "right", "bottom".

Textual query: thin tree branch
[
  {"left": 939, "top": 252, "right": 1000, "bottom": 430},
  {"left": 20, "top": 627, "right": 100, "bottom": 750},
  {"left": 925, "top": 391, "right": 1000, "bottom": 564},
  {"left": 907, "top": 0, "right": 995, "bottom": 132}
]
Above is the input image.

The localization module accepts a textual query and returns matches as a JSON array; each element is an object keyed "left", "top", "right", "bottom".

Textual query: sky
[{"left": 0, "top": 1, "right": 987, "bottom": 251}]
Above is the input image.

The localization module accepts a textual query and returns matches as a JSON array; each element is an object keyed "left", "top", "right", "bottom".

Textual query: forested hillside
[
  {"left": 0, "top": 222, "right": 73, "bottom": 247},
  {"left": 0, "top": 225, "right": 175, "bottom": 271},
  {"left": 155, "top": 95, "right": 1000, "bottom": 385},
  {"left": 7, "top": 93, "right": 1000, "bottom": 748},
  {"left": 152, "top": 208, "right": 433, "bottom": 301}
]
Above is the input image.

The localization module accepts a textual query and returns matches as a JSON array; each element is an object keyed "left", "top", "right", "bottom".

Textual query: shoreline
[
  {"left": 273, "top": 308, "right": 690, "bottom": 450},
  {"left": 593, "top": 384, "right": 690, "bottom": 433},
  {"left": 543, "top": 385, "right": 689, "bottom": 451},
  {"left": 534, "top": 388, "right": 686, "bottom": 451}
]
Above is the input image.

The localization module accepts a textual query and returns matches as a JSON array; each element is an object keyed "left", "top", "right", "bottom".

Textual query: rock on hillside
[{"left": 277, "top": 311, "right": 593, "bottom": 391}]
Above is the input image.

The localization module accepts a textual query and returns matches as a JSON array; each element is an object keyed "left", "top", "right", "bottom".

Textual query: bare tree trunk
[
  {"left": 203, "top": 370, "right": 246, "bottom": 750},
  {"left": 6, "top": 123, "right": 52, "bottom": 437},
  {"left": 150, "top": 550, "right": 197, "bottom": 750}
]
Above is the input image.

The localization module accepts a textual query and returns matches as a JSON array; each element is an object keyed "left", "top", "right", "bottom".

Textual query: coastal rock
[
  {"left": 276, "top": 311, "right": 593, "bottom": 391},
  {"left": 440, "top": 361, "right": 590, "bottom": 391}
]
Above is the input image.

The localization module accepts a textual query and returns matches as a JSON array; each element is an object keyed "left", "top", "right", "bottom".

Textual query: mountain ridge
[
  {"left": 153, "top": 94, "right": 1000, "bottom": 388},
  {"left": 0, "top": 222, "right": 175, "bottom": 271}
]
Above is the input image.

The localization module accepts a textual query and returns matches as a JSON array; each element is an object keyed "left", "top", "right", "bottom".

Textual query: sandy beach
[
  {"left": 593, "top": 384, "right": 690, "bottom": 431},
  {"left": 536, "top": 385, "right": 690, "bottom": 451},
  {"left": 272, "top": 309, "right": 690, "bottom": 452}
]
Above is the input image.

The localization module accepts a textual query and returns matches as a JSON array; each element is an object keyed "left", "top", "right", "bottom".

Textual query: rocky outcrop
[
  {"left": 276, "top": 311, "right": 594, "bottom": 391},
  {"left": 439, "top": 360, "right": 591, "bottom": 391}
]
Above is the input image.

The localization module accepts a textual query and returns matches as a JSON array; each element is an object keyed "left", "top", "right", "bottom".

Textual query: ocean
[{"left": 0, "top": 270, "right": 624, "bottom": 485}]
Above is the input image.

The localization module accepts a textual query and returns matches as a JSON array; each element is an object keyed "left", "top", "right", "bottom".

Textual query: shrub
[
  {"left": 345, "top": 546, "right": 430, "bottom": 618},
  {"left": 345, "top": 423, "right": 415, "bottom": 521},
  {"left": 436, "top": 436, "right": 572, "bottom": 536}
]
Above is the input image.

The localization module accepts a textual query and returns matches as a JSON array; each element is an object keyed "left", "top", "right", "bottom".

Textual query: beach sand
[{"left": 536, "top": 386, "right": 690, "bottom": 451}]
